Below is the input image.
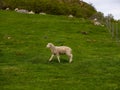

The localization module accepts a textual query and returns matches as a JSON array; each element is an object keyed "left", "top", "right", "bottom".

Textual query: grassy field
[{"left": 0, "top": 10, "right": 120, "bottom": 90}]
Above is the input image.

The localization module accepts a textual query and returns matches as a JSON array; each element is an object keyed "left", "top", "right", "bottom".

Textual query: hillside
[{"left": 0, "top": 10, "right": 120, "bottom": 90}]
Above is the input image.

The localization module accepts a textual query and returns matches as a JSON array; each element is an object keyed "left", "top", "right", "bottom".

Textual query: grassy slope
[{"left": 0, "top": 10, "right": 120, "bottom": 90}]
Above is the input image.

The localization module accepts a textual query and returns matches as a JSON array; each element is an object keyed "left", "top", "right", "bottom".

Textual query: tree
[{"left": 105, "top": 14, "right": 114, "bottom": 21}]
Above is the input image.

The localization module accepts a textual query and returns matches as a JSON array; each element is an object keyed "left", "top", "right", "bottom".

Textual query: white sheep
[
  {"left": 6, "top": 8, "right": 9, "bottom": 10},
  {"left": 28, "top": 11, "right": 35, "bottom": 14},
  {"left": 93, "top": 18, "right": 101, "bottom": 26},
  {"left": 39, "top": 12, "right": 46, "bottom": 15},
  {"left": 15, "top": 8, "right": 29, "bottom": 14},
  {"left": 46, "top": 43, "right": 73, "bottom": 63},
  {"left": 94, "top": 21, "right": 101, "bottom": 25},
  {"left": 68, "top": 14, "right": 73, "bottom": 18}
]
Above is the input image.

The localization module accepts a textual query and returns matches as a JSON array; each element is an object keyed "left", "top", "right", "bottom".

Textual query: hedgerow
[{"left": 1, "top": 0, "right": 97, "bottom": 18}]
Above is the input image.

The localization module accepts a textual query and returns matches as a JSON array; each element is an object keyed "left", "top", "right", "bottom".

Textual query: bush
[{"left": 1, "top": 0, "right": 97, "bottom": 18}]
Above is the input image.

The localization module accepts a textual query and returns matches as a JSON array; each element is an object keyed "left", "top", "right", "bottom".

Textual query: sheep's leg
[
  {"left": 57, "top": 55, "right": 60, "bottom": 63},
  {"left": 49, "top": 54, "right": 54, "bottom": 62},
  {"left": 68, "top": 54, "right": 73, "bottom": 63}
]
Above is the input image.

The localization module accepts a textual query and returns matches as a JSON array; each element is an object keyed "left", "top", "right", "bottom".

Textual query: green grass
[{"left": 0, "top": 10, "right": 120, "bottom": 90}]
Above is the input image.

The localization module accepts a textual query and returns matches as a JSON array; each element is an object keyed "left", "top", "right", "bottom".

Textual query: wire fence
[{"left": 106, "top": 19, "right": 120, "bottom": 43}]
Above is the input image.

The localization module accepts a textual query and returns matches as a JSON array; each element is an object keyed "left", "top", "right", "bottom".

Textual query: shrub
[{"left": 1, "top": 0, "right": 97, "bottom": 18}]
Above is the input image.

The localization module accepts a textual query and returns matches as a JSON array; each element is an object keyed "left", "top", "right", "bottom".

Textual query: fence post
[
  {"left": 116, "top": 23, "right": 118, "bottom": 42},
  {"left": 111, "top": 22, "right": 115, "bottom": 39}
]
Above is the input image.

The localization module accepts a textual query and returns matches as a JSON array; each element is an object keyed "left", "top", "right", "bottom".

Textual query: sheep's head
[
  {"left": 15, "top": 8, "right": 18, "bottom": 11},
  {"left": 46, "top": 43, "right": 54, "bottom": 48}
]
